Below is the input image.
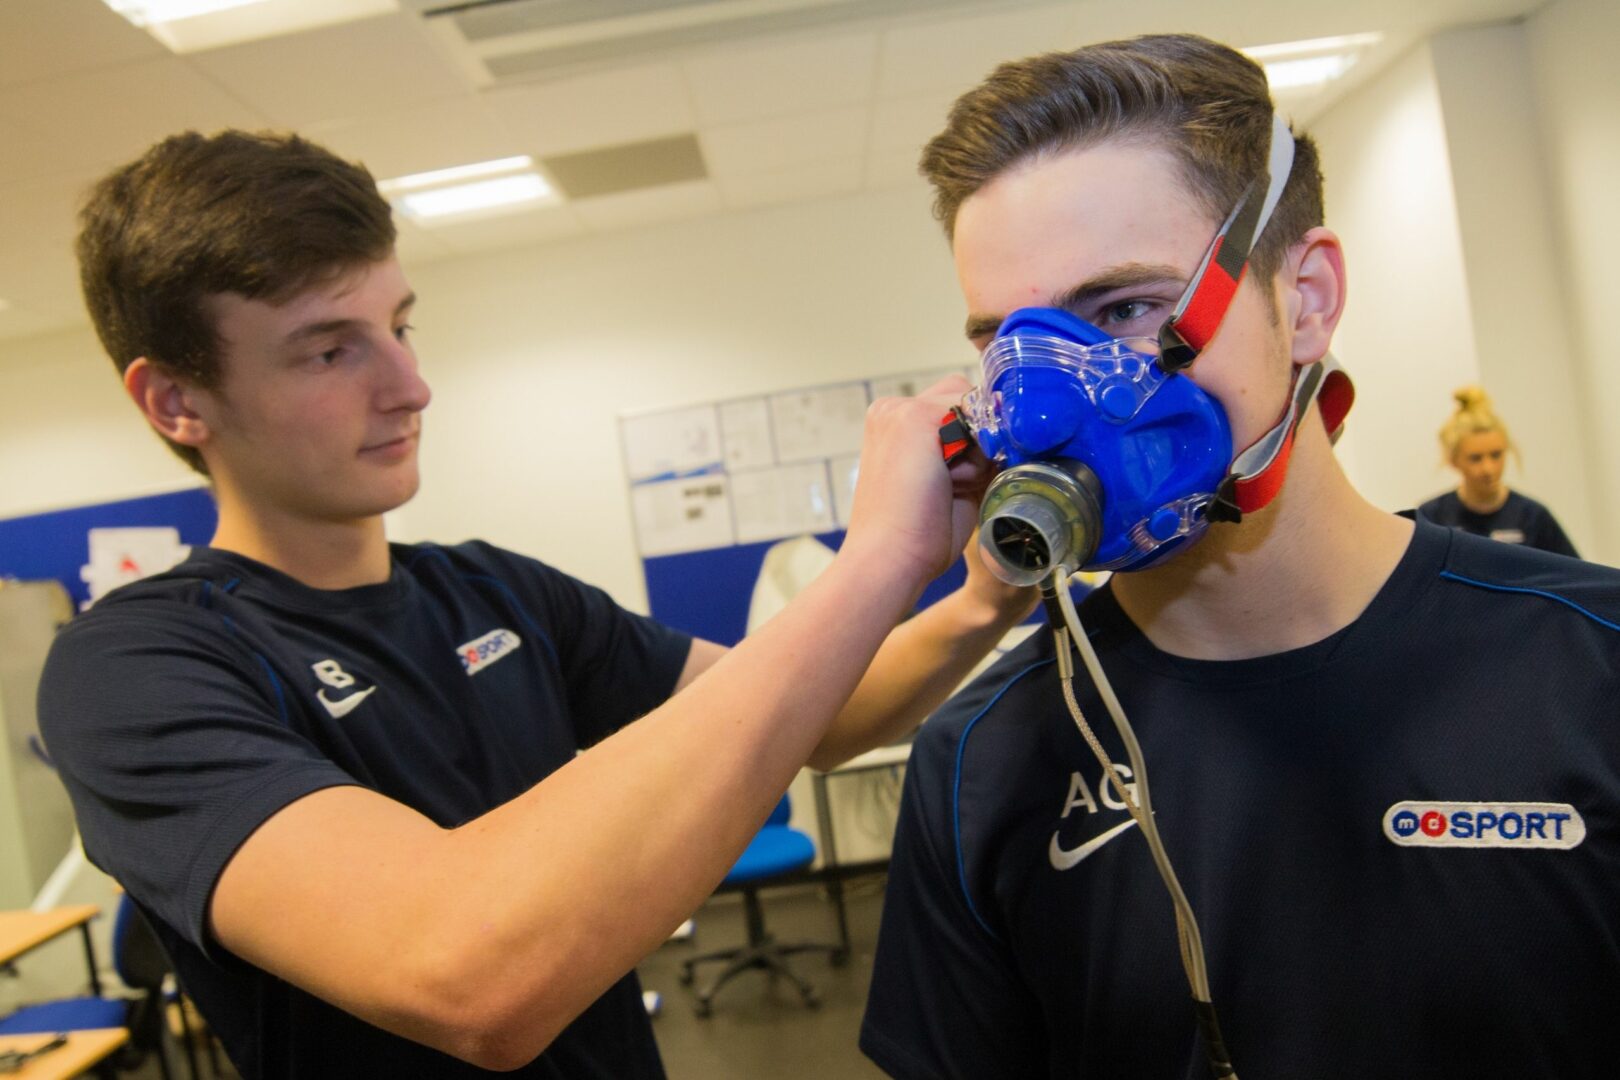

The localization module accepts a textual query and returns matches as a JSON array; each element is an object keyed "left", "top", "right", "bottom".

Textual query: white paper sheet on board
[
  {"left": 830, "top": 454, "right": 861, "bottom": 528},
  {"left": 868, "top": 366, "right": 975, "bottom": 400},
  {"left": 719, "top": 398, "right": 774, "bottom": 471},
  {"left": 620, "top": 404, "right": 723, "bottom": 482},
  {"left": 630, "top": 474, "right": 735, "bottom": 556},
  {"left": 730, "top": 462, "right": 836, "bottom": 544},
  {"left": 768, "top": 384, "right": 869, "bottom": 464}
]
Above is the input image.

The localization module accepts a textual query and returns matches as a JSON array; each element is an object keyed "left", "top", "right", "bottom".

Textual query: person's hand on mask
[{"left": 841, "top": 374, "right": 986, "bottom": 593}]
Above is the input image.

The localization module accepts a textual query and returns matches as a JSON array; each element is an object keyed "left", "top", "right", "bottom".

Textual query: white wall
[
  {"left": 1310, "top": 40, "right": 1484, "bottom": 519},
  {"left": 1432, "top": 19, "right": 1601, "bottom": 557},
  {"left": 398, "top": 183, "right": 968, "bottom": 611},
  {"left": 1311, "top": 6, "right": 1618, "bottom": 563},
  {"left": 1525, "top": 0, "right": 1620, "bottom": 564},
  {"left": 0, "top": 325, "right": 200, "bottom": 520}
]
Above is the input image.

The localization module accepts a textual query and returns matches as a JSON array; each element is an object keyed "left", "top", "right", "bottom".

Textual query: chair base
[{"left": 678, "top": 888, "right": 846, "bottom": 1017}]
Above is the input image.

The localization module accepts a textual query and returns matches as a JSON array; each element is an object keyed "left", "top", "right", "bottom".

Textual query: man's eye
[
  {"left": 394, "top": 323, "right": 414, "bottom": 343},
  {"left": 1100, "top": 300, "right": 1155, "bottom": 327}
]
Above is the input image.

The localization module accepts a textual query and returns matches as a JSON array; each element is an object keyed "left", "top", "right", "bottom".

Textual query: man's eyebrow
[
  {"left": 962, "top": 264, "right": 1185, "bottom": 342},
  {"left": 284, "top": 292, "right": 417, "bottom": 344}
]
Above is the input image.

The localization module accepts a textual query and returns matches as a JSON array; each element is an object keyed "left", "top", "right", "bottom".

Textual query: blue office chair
[
  {"left": 679, "top": 794, "right": 846, "bottom": 1016},
  {"left": 0, "top": 894, "right": 182, "bottom": 1079}
]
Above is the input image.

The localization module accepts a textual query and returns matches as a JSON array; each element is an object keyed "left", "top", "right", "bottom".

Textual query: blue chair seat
[
  {"left": 725, "top": 826, "right": 815, "bottom": 884},
  {"left": 0, "top": 996, "right": 128, "bottom": 1033}
]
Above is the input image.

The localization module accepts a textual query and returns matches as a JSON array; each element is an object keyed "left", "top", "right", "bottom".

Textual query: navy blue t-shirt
[
  {"left": 1417, "top": 489, "right": 1579, "bottom": 558},
  {"left": 862, "top": 517, "right": 1620, "bottom": 1079},
  {"left": 39, "top": 541, "right": 692, "bottom": 1079}
]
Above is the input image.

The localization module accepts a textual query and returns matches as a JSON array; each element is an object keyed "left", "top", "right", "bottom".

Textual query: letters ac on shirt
[{"left": 1048, "top": 765, "right": 1140, "bottom": 871}]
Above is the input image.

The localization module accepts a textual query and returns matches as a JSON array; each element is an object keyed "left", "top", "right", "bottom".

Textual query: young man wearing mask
[
  {"left": 862, "top": 33, "right": 1620, "bottom": 1080},
  {"left": 40, "top": 130, "right": 1032, "bottom": 1078}
]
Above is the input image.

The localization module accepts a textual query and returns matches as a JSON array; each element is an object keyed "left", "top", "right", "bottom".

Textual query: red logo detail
[{"left": 1420, "top": 811, "right": 1449, "bottom": 837}]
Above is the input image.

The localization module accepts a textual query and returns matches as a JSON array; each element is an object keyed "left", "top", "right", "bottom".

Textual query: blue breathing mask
[{"left": 962, "top": 307, "right": 1233, "bottom": 582}]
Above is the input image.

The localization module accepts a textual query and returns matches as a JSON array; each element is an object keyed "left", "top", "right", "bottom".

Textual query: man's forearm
[
  {"left": 807, "top": 581, "right": 1035, "bottom": 771},
  {"left": 413, "top": 542, "right": 933, "bottom": 1065}
]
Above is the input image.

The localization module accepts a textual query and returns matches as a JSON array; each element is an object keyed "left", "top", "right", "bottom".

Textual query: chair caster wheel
[
  {"left": 803, "top": 990, "right": 822, "bottom": 1009},
  {"left": 677, "top": 967, "right": 694, "bottom": 987},
  {"left": 830, "top": 949, "right": 850, "bottom": 968},
  {"left": 694, "top": 999, "right": 713, "bottom": 1018}
]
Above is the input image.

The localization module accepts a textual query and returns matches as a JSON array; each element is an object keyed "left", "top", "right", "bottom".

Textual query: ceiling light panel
[
  {"left": 395, "top": 173, "right": 557, "bottom": 221},
  {"left": 1263, "top": 54, "right": 1358, "bottom": 92},
  {"left": 102, "top": 0, "right": 398, "bottom": 53},
  {"left": 379, "top": 155, "right": 536, "bottom": 193}
]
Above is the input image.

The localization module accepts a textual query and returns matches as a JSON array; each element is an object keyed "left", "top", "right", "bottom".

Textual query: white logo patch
[
  {"left": 458, "top": 628, "right": 522, "bottom": 676},
  {"left": 1384, "top": 801, "right": 1585, "bottom": 849}
]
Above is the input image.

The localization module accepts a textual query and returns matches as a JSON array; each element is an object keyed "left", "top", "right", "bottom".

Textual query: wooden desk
[
  {"left": 0, "top": 1029, "right": 128, "bottom": 1079},
  {"left": 0, "top": 905, "right": 104, "bottom": 995}
]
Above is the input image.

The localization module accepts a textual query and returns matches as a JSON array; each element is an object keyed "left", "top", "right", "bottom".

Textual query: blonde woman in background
[{"left": 1417, "top": 385, "right": 1579, "bottom": 556}]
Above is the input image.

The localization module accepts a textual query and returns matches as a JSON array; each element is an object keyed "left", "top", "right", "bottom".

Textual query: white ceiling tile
[
  {"left": 572, "top": 180, "right": 722, "bottom": 233},
  {"left": 869, "top": 89, "right": 959, "bottom": 157},
  {"left": 0, "top": 305, "right": 86, "bottom": 345},
  {"left": 877, "top": 5, "right": 1078, "bottom": 99},
  {"left": 865, "top": 150, "right": 932, "bottom": 193},
  {"left": 0, "top": 240, "right": 86, "bottom": 324},
  {"left": 423, "top": 203, "right": 587, "bottom": 256},
  {"left": 390, "top": 216, "right": 457, "bottom": 268},
  {"left": 488, "top": 63, "right": 695, "bottom": 157},
  {"left": 0, "top": 58, "right": 273, "bottom": 174},
  {"left": 0, "top": 0, "right": 165, "bottom": 88},
  {"left": 718, "top": 158, "right": 864, "bottom": 209},
  {"left": 0, "top": 174, "right": 100, "bottom": 247},
  {"left": 189, "top": 14, "right": 471, "bottom": 129},
  {"left": 700, "top": 105, "right": 869, "bottom": 178},
  {"left": 0, "top": 113, "right": 83, "bottom": 186},
  {"left": 306, "top": 97, "right": 518, "bottom": 182},
  {"left": 682, "top": 31, "right": 878, "bottom": 127}
]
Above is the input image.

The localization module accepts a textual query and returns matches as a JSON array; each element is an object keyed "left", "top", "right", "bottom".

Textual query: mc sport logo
[
  {"left": 1383, "top": 801, "right": 1585, "bottom": 850},
  {"left": 457, "top": 628, "right": 523, "bottom": 676}
]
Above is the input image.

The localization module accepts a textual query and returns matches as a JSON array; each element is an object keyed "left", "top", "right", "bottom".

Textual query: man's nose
[{"left": 378, "top": 337, "right": 432, "bottom": 413}]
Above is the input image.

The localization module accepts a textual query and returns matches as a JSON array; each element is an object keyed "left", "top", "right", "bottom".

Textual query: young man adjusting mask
[{"left": 41, "top": 131, "right": 1033, "bottom": 1078}]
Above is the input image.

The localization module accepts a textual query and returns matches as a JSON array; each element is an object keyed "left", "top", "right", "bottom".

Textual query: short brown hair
[
  {"left": 920, "top": 34, "right": 1323, "bottom": 285},
  {"left": 77, "top": 130, "right": 397, "bottom": 474}
]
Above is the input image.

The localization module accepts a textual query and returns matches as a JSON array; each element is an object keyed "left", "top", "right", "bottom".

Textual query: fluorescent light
[
  {"left": 1242, "top": 33, "right": 1381, "bottom": 94},
  {"left": 104, "top": 0, "right": 268, "bottom": 25},
  {"left": 101, "top": 0, "right": 397, "bottom": 53},
  {"left": 1243, "top": 32, "right": 1382, "bottom": 62},
  {"left": 1263, "top": 54, "right": 1357, "bottom": 92},
  {"left": 398, "top": 174, "right": 555, "bottom": 220},
  {"left": 378, "top": 157, "right": 535, "bottom": 195}
]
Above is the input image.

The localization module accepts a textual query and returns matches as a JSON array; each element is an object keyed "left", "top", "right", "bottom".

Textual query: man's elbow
[
  {"left": 807, "top": 744, "right": 848, "bottom": 774},
  {"left": 402, "top": 945, "right": 570, "bottom": 1070}
]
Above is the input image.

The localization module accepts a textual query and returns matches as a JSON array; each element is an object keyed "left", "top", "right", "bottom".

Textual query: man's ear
[
  {"left": 1285, "top": 226, "right": 1346, "bottom": 366},
  {"left": 124, "top": 357, "right": 212, "bottom": 450}
]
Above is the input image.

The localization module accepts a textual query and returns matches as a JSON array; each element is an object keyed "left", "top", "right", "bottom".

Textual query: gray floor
[
  {"left": 642, "top": 876, "right": 890, "bottom": 1080},
  {"left": 127, "top": 875, "right": 891, "bottom": 1079}
]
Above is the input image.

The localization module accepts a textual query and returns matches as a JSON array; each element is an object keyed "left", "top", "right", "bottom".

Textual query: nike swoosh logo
[
  {"left": 317, "top": 686, "right": 377, "bottom": 719},
  {"left": 1048, "top": 818, "right": 1138, "bottom": 871}
]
